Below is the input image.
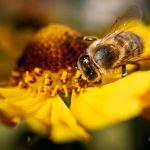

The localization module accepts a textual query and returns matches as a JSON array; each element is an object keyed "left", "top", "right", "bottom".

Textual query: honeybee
[{"left": 77, "top": 6, "right": 150, "bottom": 83}]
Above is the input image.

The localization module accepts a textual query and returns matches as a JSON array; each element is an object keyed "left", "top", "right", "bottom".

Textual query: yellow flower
[
  {"left": 0, "top": 22, "right": 150, "bottom": 143},
  {"left": 0, "top": 24, "right": 90, "bottom": 143}
]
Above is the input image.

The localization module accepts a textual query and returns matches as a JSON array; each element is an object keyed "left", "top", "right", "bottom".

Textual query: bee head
[{"left": 77, "top": 54, "right": 100, "bottom": 82}]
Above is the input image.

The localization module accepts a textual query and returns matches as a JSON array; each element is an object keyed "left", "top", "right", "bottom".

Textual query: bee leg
[
  {"left": 83, "top": 36, "right": 98, "bottom": 41},
  {"left": 122, "top": 65, "right": 127, "bottom": 78},
  {"left": 78, "top": 75, "right": 88, "bottom": 87},
  {"left": 78, "top": 75, "right": 82, "bottom": 82}
]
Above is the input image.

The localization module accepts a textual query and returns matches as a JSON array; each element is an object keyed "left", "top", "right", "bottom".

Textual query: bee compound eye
[{"left": 78, "top": 55, "right": 99, "bottom": 81}]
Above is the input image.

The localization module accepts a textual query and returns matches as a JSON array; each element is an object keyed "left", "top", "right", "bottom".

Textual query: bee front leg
[
  {"left": 78, "top": 75, "right": 88, "bottom": 87},
  {"left": 122, "top": 65, "right": 127, "bottom": 78}
]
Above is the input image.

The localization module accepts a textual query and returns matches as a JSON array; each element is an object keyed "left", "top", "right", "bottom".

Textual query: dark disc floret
[{"left": 17, "top": 24, "right": 88, "bottom": 73}]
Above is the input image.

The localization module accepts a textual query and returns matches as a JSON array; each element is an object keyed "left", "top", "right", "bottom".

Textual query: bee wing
[
  {"left": 104, "top": 5, "right": 150, "bottom": 64},
  {"left": 122, "top": 6, "right": 150, "bottom": 63},
  {"left": 111, "top": 5, "right": 142, "bottom": 31},
  {"left": 129, "top": 43, "right": 150, "bottom": 62},
  {"left": 102, "top": 5, "right": 142, "bottom": 39}
]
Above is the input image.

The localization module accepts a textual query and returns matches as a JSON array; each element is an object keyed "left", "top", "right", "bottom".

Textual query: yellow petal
[
  {"left": 70, "top": 71, "right": 150, "bottom": 129},
  {"left": 26, "top": 95, "right": 90, "bottom": 142},
  {"left": 0, "top": 87, "right": 90, "bottom": 142},
  {"left": 0, "top": 87, "right": 29, "bottom": 125},
  {"left": 50, "top": 96, "right": 90, "bottom": 143}
]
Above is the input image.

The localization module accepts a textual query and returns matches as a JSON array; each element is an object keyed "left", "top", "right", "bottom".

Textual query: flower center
[
  {"left": 11, "top": 67, "right": 82, "bottom": 97},
  {"left": 10, "top": 24, "right": 90, "bottom": 105}
]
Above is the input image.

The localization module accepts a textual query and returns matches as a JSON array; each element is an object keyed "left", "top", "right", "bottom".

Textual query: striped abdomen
[{"left": 113, "top": 31, "right": 144, "bottom": 67}]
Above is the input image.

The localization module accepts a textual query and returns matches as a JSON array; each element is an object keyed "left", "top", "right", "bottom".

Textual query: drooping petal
[
  {"left": 70, "top": 71, "right": 150, "bottom": 129},
  {"left": 49, "top": 96, "right": 90, "bottom": 143},
  {"left": 24, "top": 95, "right": 90, "bottom": 142},
  {"left": 0, "top": 87, "right": 90, "bottom": 142}
]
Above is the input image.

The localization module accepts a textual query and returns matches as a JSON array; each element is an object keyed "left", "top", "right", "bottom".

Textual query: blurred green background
[{"left": 0, "top": 0, "right": 150, "bottom": 150}]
